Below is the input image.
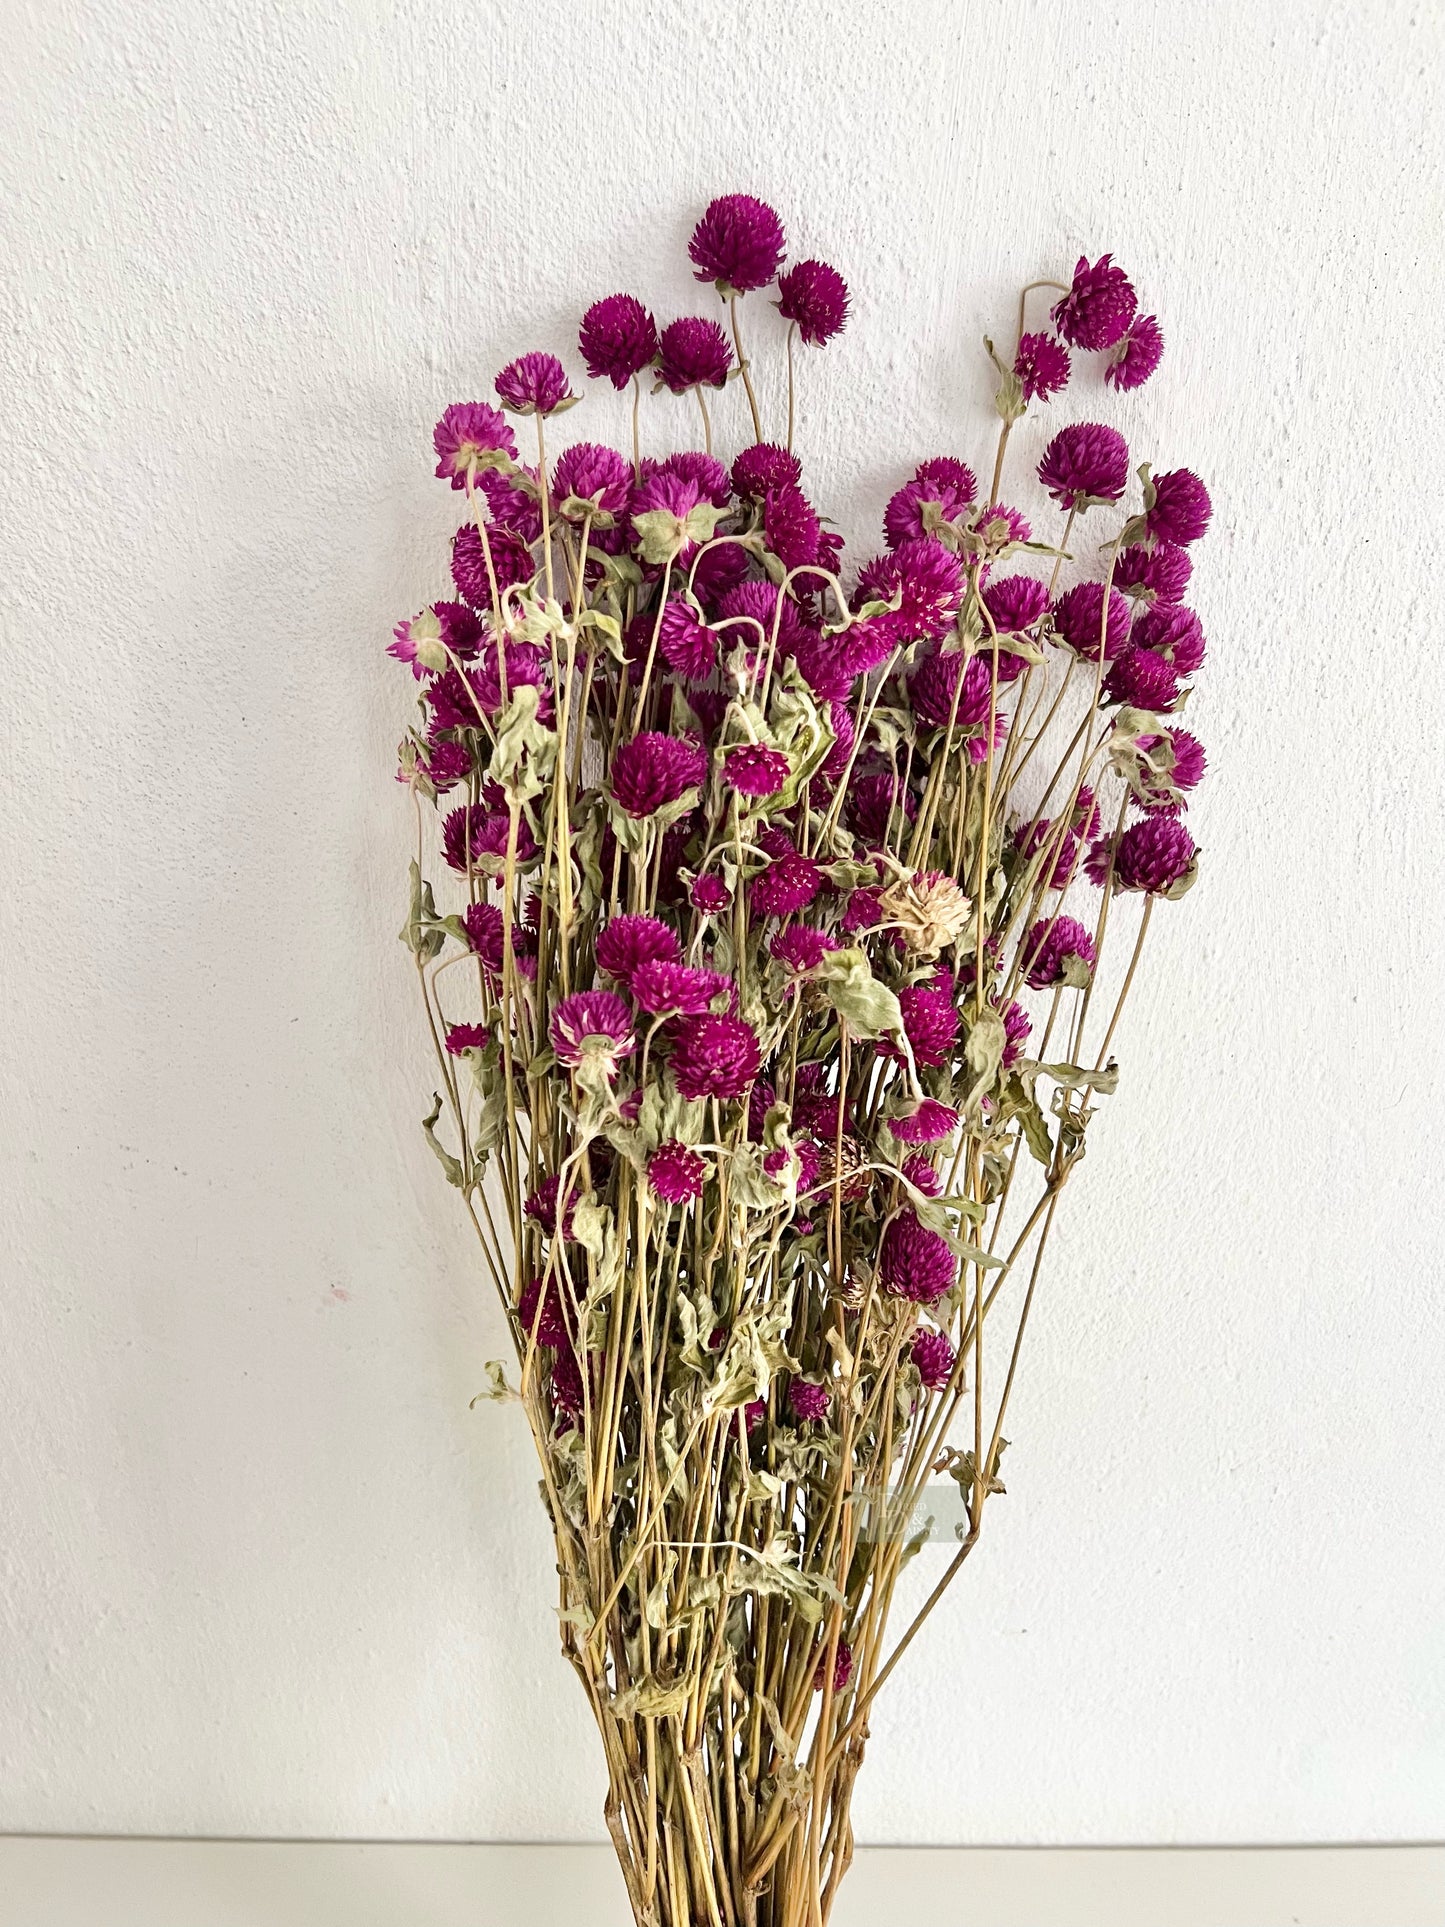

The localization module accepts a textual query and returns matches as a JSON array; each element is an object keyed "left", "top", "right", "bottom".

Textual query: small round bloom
[
  {"left": 462, "top": 899, "right": 507, "bottom": 973},
  {"left": 689, "top": 194, "right": 786, "bottom": 292},
  {"left": 648, "top": 1138, "right": 707, "bottom": 1204},
  {"left": 889, "top": 1098, "right": 960, "bottom": 1144},
  {"left": 789, "top": 1378, "right": 832, "bottom": 1422},
  {"left": 692, "top": 540, "right": 751, "bottom": 602},
  {"left": 982, "top": 573, "right": 1051, "bottom": 635},
  {"left": 670, "top": 1013, "right": 762, "bottom": 1101},
  {"left": 725, "top": 743, "right": 791, "bottom": 797},
  {"left": 468, "top": 639, "right": 554, "bottom": 720},
  {"left": 444, "top": 1022, "right": 488, "bottom": 1054},
  {"left": 859, "top": 538, "right": 965, "bottom": 642},
  {"left": 525, "top": 1174, "right": 571, "bottom": 1239},
  {"left": 1022, "top": 916, "right": 1097, "bottom": 989},
  {"left": 1114, "top": 816, "right": 1198, "bottom": 894},
  {"left": 550, "top": 1347, "right": 584, "bottom": 1417},
  {"left": 663, "top": 450, "right": 732, "bottom": 507},
  {"left": 552, "top": 442, "right": 632, "bottom": 525},
  {"left": 433, "top": 401, "right": 517, "bottom": 486},
  {"left": 631, "top": 959, "right": 730, "bottom": 1016},
  {"left": 971, "top": 501, "right": 1031, "bottom": 556},
  {"left": 840, "top": 885, "right": 883, "bottom": 935},
  {"left": 820, "top": 701, "right": 856, "bottom": 782},
  {"left": 1105, "top": 313, "right": 1164, "bottom": 391},
  {"left": 608, "top": 732, "right": 707, "bottom": 818},
  {"left": 751, "top": 849, "right": 824, "bottom": 917},
  {"left": 764, "top": 485, "right": 822, "bottom": 569},
  {"left": 578, "top": 294, "right": 658, "bottom": 389},
  {"left": 770, "top": 926, "right": 839, "bottom": 972},
  {"left": 1014, "top": 332, "right": 1072, "bottom": 402},
  {"left": 1050, "top": 253, "right": 1137, "bottom": 351},
  {"left": 451, "top": 523, "right": 534, "bottom": 610},
  {"left": 518, "top": 1276, "right": 570, "bottom": 1348},
  {"left": 848, "top": 770, "right": 915, "bottom": 845},
  {"left": 691, "top": 873, "right": 732, "bottom": 914},
  {"left": 495, "top": 352, "right": 574, "bottom": 415},
  {"left": 732, "top": 442, "right": 801, "bottom": 500},
  {"left": 902, "top": 1152, "right": 942, "bottom": 1197},
  {"left": 1136, "top": 726, "right": 1207, "bottom": 812},
  {"left": 776, "top": 259, "right": 850, "bottom": 344},
  {"left": 880, "top": 1211, "right": 957, "bottom": 1305},
  {"left": 417, "top": 737, "right": 473, "bottom": 791},
  {"left": 895, "top": 985, "right": 960, "bottom": 1069},
  {"left": 1133, "top": 603, "right": 1206, "bottom": 674},
  {"left": 911, "top": 1328, "right": 956, "bottom": 1390},
  {"left": 594, "top": 913, "right": 682, "bottom": 986},
  {"left": 657, "top": 601, "right": 719, "bottom": 684},
  {"left": 1038, "top": 423, "right": 1130, "bottom": 508},
  {"left": 1051, "top": 581, "right": 1131, "bottom": 662},
  {"left": 1146, "top": 468, "right": 1212, "bottom": 545},
  {"left": 1114, "top": 541, "right": 1192, "bottom": 607},
  {"left": 657, "top": 316, "right": 734, "bottom": 393},
  {"left": 441, "top": 802, "right": 537, "bottom": 872},
  {"left": 814, "top": 1638, "right": 853, "bottom": 1694},
  {"left": 916, "top": 457, "right": 978, "bottom": 497},
  {"left": 549, "top": 991, "right": 637, "bottom": 1072},
  {"left": 883, "top": 472, "right": 975, "bottom": 549},
  {"left": 1001, "top": 998, "right": 1032, "bottom": 1067},
  {"left": 910, "top": 649, "right": 988, "bottom": 730},
  {"left": 714, "top": 580, "right": 810, "bottom": 658},
  {"left": 1105, "top": 645, "right": 1180, "bottom": 710},
  {"left": 476, "top": 464, "right": 543, "bottom": 543}
]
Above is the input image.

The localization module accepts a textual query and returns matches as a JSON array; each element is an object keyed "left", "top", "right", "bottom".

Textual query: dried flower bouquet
[{"left": 390, "top": 195, "right": 1209, "bottom": 1927}]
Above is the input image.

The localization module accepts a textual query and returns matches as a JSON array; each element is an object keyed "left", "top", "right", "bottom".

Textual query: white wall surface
[{"left": 2, "top": 0, "right": 1443, "bottom": 1848}]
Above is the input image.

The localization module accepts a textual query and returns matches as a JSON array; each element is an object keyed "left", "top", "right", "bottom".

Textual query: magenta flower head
[
  {"left": 657, "top": 316, "right": 734, "bottom": 393},
  {"left": 1050, "top": 253, "right": 1138, "bottom": 351},
  {"left": 1137, "top": 726, "right": 1207, "bottom": 812},
  {"left": 776, "top": 259, "right": 850, "bottom": 344},
  {"left": 902, "top": 1151, "right": 942, "bottom": 1197},
  {"left": 911, "top": 1328, "right": 956, "bottom": 1390},
  {"left": 982, "top": 573, "right": 1051, "bottom": 636},
  {"left": 1038, "top": 422, "right": 1130, "bottom": 508},
  {"left": 595, "top": 913, "right": 681, "bottom": 986},
  {"left": 689, "top": 194, "right": 786, "bottom": 294},
  {"left": 1115, "top": 540, "right": 1192, "bottom": 608},
  {"left": 518, "top": 1275, "right": 570, "bottom": 1348},
  {"left": 859, "top": 538, "right": 965, "bottom": 642},
  {"left": 608, "top": 732, "right": 707, "bottom": 818},
  {"left": 884, "top": 470, "right": 976, "bottom": 549},
  {"left": 889, "top": 1098, "right": 960, "bottom": 1144},
  {"left": 724, "top": 743, "right": 791, "bottom": 798},
  {"left": 477, "top": 465, "right": 543, "bottom": 543},
  {"left": 495, "top": 352, "right": 575, "bottom": 416},
  {"left": 663, "top": 450, "right": 732, "bottom": 507},
  {"left": 763, "top": 485, "right": 822, "bottom": 570},
  {"left": 1115, "top": 816, "right": 1198, "bottom": 894},
  {"left": 445, "top": 1022, "right": 488, "bottom": 1054},
  {"left": 1133, "top": 602, "right": 1206, "bottom": 674},
  {"left": 578, "top": 294, "right": 658, "bottom": 389},
  {"left": 1146, "top": 468, "right": 1212, "bottom": 545},
  {"left": 1105, "top": 313, "right": 1164, "bottom": 391},
  {"left": 715, "top": 580, "right": 809, "bottom": 658},
  {"left": 1001, "top": 998, "right": 1032, "bottom": 1067},
  {"left": 632, "top": 959, "right": 730, "bottom": 1017},
  {"left": 549, "top": 990, "right": 637, "bottom": 1074},
  {"left": 894, "top": 984, "right": 960, "bottom": 1069},
  {"left": 972, "top": 501, "right": 1031, "bottom": 557},
  {"left": 451, "top": 523, "right": 534, "bottom": 610},
  {"left": 1051, "top": 580, "right": 1131, "bottom": 662},
  {"left": 813, "top": 1639, "right": 853, "bottom": 1694},
  {"left": 691, "top": 873, "right": 732, "bottom": 914},
  {"left": 880, "top": 1211, "right": 957, "bottom": 1305},
  {"left": 770, "top": 926, "right": 840, "bottom": 972},
  {"left": 656, "top": 602, "right": 719, "bottom": 684},
  {"left": 1022, "top": 915, "right": 1097, "bottom": 990},
  {"left": 1014, "top": 332, "right": 1072, "bottom": 403},
  {"left": 552, "top": 442, "right": 632, "bottom": 526},
  {"left": 751, "top": 848, "right": 824, "bottom": 917},
  {"left": 789, "top": 1378, "right": 832, "bottom": 1423},
  {"left": 1105, "top": 646, "right": 1180, "bottom": 711},
  {"left": 670, "top": 1013, "right": 762, "bottom": 1101},
  {"left": 732, "top": 442, "right": 802, "bottom": 501},
  {"left": 648, "top": 1138, "right": 707, "bottom": 1205},
  {"left": 433, "top": 402, "right": 518, "bottom": 487}
]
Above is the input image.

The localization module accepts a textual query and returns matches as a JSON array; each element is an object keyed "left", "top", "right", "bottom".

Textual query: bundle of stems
[{"left": 391, "top": 204, "right": 1207, "bottom": 1927}]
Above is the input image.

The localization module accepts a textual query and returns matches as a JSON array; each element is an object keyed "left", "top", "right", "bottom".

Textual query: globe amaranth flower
[
  {"left": 714, "top": 580, "right": 810, "bottom": 659},
  {"left": 663, "top": 450, "right": 732, "bottom": 507},
  {"left": 751, "top": 848, "right": 824, "bottom": 917},
  {"left": 820, "top": 700, "right": 856, "bottom": 782},
  {"left": 495, "top": 352, "right": 575, "bottom": 416},
  {"left": 550, "top": 1347, "right": 584, "bottom": 1418},
  {"left": 848, "top": 770, "right": 915, "bottom": 845},
  {"left": 608, "top": 731, "right": 707, "bottom": 817},
  {"left": 690, "top": 873, "right": 732, "bottom": 914},
  {"left": 415, "top": 737, "right": 473, "bottom": 792},
  {"left": 594, "top": 913, "right": 682, "bottom": 986},
  {"left": 657, "top": 316, "right": 734, "bottom": 392},
  {"left": 858, "top": 537, "right": 965, "bottom": 642},
  {"left": 893, "top": 985, "right": 960, "bottom": 1068},
  {"left": 442, "top": 802, "right": 538, "bottom": 872},
  {"left": 763, "top": 484, "right": 822, "bottom": 569},
  {"left": 901, "top": 1151, "right": 942, "bottom": 1198},
  {"left": 451, "top": 523, "right": 534, "bottom": 610},
  {"left": 648, "top": 1138, "right": 707, "bottom": 1204},
  {"left": 1051, "top": 580, "right": 1131, "bottom": 661},
  {"left": 909, "top": 650, "right": 997, "bottom": 740},
  {"left": 444, "top": 1022, "right": 488, "bottom": 1054},
  {"left": 578, "top": 293, "right": 658, "bottom": 389},
  {"left": 725, "top": 743, "right": 791, "bottom": 798},
  {"left": 1114, "top": 815, "right": 1198, "bottom": 894},
  {"left": 1014, "top": 332, "right": 1072, "bottom": 403},
  {"left": 469, "top": 640, "right": 555, "bottom": 721},
  {"left": 1016, "top": 817, "right": 1082, "bottom": 892},
  {"left": 691, "top": 540, "right": 751, "bottom": 602},
  {"left": 463, "top": 899, "right": 510, "bottom": 974},
  {"left": 789, "top": 1378, "right": 832, "bottom": 1423},
  {"left": 525, "top": 1174, "right": 574, "bottom": 1239},
  {"left": 476, "top": 464, "right": 544, "bottom": 543},
  {"left": 433, "top": 401, "right": 518, "bottom": 486},
  {"left": 971, "top": 501, "right": 1031, "bottom": 556},
  {"left": 632, "top": 959, "right": 731, "bottom": 1017},
  {"left": 880, "top": 1210, "right": 957, "bottom": 1304},
  {"left": 1136, "top": 726, "right": 1207, "bottom": 812},
  {"left": 775, "top": 259, "right": 850, "bottom": 344},
  {"left": 1001, "top": 998, "right": 1032, "bottom": 1067},
  {"left": 552, "top": 442, "right": 632, "bottom": 526},
  {"left": 813, "top": 1639, "right": 853, "bottom": 1694},
  {"left": 1022, "top": 915, "right": 1097, "bottom": 990},
  {"left": 1114, "top": 540, "right": 1192, "bottom": 607},
  {"left": 1105, "top": 313, "right": 1164, "bottom": 391},
  {"left": 911, "top": 1327, "right": 956, "bottom": 1390},
  {"left": 732, "top": 442, "right": 801, "bottom": 500},
  {"left": 889, "top": 1098, "right": 960, "bottom": 1144},
  {"left": 1038, "top": 422, "right": 1130, "bottom": 508},
  {"left": 982, "top": 573, "right": 1051, "bottom": 635},
  {"left": 389, "top": 599, "right": 485, "bottom": 678},
  {"left": 839, "top": 885, "right": 883, "bottom": 936},
  {"left": 1146, "top": 468, "right": 1212, "bottom": 545},
  {"left": 883, "top": 471, "right": 976, "bottom": 549},
  {"left": 770, "top": 925, "right": 839, "bottom": 972},
  {"left": 656, "top": 601, "right": 718, "bottom": 684},
  {"left": 689, "top": 193, "right": 786, "bottom": 293},
  {"left": 549, "top": 990, "right": 637, "bottom": 1073},
  {"left": 670, "top": 1012, "right": 762, "bottom": 1100},
  {"left": 1133, "top": 602, "right": 1206, "bottom": 674},
  {"left": 1050, "top": 253, "right": 1138, "bottom": 351},
  {"left": 518, "top": 1275, "right": 569, "bottom": 1348},
  {"left": 1104, "top": 645, "right": 1180, "bottom": 711}
]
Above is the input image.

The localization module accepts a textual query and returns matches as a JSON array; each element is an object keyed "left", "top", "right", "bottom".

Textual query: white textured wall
[{"left": 3, "top": 0, "right": 1443, "bottom": 1848}]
